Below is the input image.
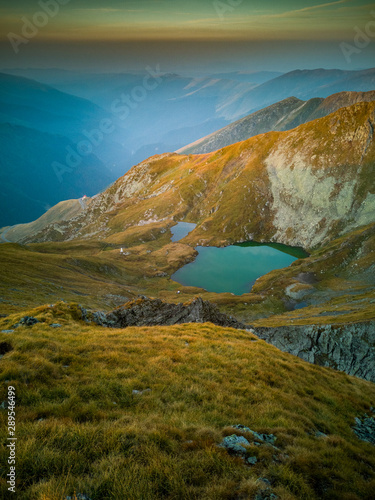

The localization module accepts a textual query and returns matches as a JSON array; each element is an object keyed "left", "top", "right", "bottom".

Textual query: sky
[{"left": 0, "top": 0, "right": 374, "bottom": 73}]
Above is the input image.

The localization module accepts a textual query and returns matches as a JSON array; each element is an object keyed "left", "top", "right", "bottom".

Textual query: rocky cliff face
[
  {"left": 86, "top": 297, "right": 245, "bottom": 330},
  {"left": 254, "top": 322, "right": 375, "bottom": 382}
]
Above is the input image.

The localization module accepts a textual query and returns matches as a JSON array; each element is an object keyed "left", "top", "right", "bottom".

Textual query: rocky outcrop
[
  {"left": 87, "top": 297, "right": 245, "bottom": 330},
  {"left": 254, "top": 321, "right": 375, "bottom": 382},
  {"left": 353, "top": 413, "right": 375, "bottom": 444}
]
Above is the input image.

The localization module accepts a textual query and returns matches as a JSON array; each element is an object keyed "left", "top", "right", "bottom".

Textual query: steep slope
[
  {"left": 14, "top": 101, "right": 375, "bottom": 251},
  {"left": 178, "top": 90, "right": 375, "bottom": 154}
]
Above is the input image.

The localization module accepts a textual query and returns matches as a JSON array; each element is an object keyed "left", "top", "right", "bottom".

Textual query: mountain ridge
[
  {"left": 178, "top": 90, "right": 375, "bottom": 154},
  {"left": 8, "top": 100, "right": 374, "bottom": 252}
]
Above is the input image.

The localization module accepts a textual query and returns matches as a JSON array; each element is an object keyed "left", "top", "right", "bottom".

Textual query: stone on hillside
[
  {"left": 315, "top": 431, "right": 328, "bottom": 438},
  {"left": 353, "top": 415, "right": 375, "bottom": 445},
  {"left": 66, "top": 494, "right": 92, "bottom": 500},
  {"left": 14, "top": 316, "right": 39, "bottom": 327},
  {"left": 132, "top": 388, "right": 151, "bottom": 396},
  {"left": 219, "top": 434, "right": 250, "bottom": 455},
  {"left": 232, "top": 424, "right": 277, "bottom": 445}
]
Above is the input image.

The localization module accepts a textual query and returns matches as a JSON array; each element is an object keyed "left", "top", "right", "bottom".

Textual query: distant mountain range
[
  {"left": 1, "top": 67, "right": 374, "bottom": 226},
  {"left": 216, "top": 67, "right": 375, "bottom": 119},
  {"left": 178, "top": 90, "right": 375, "bottom": 154}
]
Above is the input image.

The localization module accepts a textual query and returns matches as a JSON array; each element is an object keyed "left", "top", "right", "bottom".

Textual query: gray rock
[
  {"left": 66, "top": 495, "right": 92, "bottom": 500},
  {"left": 132, "top": 388, "right": 151, "bottom": 396},
  {"left": 12, "top": 316, "right": 40, "bottom": 328},
  {"left": 315, "top": 431, "right": 328, "bottom": 438},
  {"left": 254, "top": 321, "right": 375, "bottom": 382},
  {"left": 89, "top": 297, "right": 246, "bottom": 330},
  {"left": 219, "top": 434, "right": 250, "bottom": 455},
  {"left": 257, "top": 478, "right": 271, "bottom": 487},
  {"left": 232, "top": 425, "right": 277, "bottom": 445},
  {"left": 353, "top": 416, "right": 375, "bottom": 444},
  {"left": 1, "top": 330, "right": 14, "bottom": 334},
  {"left": 256, "top": 493, "right": 278, "bottom": 500},
  {"left": 247, "top": 456, "right": 258, "bottom": 465},
  {"left": 50, "top": 323, "right": 62, "bottom": 328}
]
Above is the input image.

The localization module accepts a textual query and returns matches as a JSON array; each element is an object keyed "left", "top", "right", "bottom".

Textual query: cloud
[
  {"left": 266, "top": 0, "right": 353, "bottom": 18},
  {"left": 72, "top": 8, "right": 146, "bottom": 13}
]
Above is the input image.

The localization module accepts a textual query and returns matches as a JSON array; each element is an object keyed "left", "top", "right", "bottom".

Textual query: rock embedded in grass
[
  {"left": 232, "top": 424, "right": 277, "bottom": 446},
  {"left": 219, "top": 434, "right": 251, "bottom": 455},
  {"left": 353, "top": 415, "right": 375, "bottom": 444},
  {"left": 65, "top": 494, "right": 92, "bottom": 500},
  {"left": 12, "top": 316, "right": 39, "bottom": 328}
]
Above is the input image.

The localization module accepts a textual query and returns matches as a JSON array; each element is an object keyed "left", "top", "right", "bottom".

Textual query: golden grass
[{"left": 0, "top": 303, "right": 374, "bottom": 499}]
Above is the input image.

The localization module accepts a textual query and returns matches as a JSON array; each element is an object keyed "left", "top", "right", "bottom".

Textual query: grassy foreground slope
[{"left": 0, "top": 303, "right": 375, "bottom": 500}]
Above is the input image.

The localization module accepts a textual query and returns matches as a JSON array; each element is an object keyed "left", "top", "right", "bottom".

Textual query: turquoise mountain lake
[{"left": 172, "top": 242, "right": 308, "bottom": 295}]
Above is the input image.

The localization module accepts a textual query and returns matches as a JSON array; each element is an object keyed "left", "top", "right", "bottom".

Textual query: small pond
[
  {"left": 171, "top": 222, "right": 197, "bottom": 242},
  {"left": 171, "top": 241, "right": 308, "bottom": 295}
]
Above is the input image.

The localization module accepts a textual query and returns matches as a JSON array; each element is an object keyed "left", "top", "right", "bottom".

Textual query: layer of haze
[{"left": 1, "top": 0, "right": 374, "bottom": 72}]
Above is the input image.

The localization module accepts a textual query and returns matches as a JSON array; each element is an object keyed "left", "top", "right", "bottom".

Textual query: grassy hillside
[{"left": 0, "top": 304, "right": 374, "bottom": 499}]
